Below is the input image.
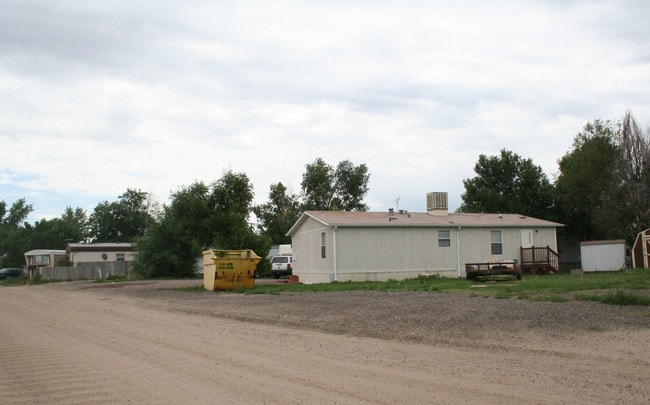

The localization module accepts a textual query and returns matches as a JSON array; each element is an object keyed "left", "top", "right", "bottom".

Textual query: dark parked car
[{"left": 0, "top": 268, "right": 25, "bottom": 280}]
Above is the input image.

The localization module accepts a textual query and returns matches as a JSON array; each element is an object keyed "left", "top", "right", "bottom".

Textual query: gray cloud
[{"left": 1, "top": 0, "right": 649, "bottom": 221}]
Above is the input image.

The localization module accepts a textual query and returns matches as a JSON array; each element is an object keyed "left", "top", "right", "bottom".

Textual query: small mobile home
[{"left": 24, "top": 249, "right": 67, "bottom": 268}]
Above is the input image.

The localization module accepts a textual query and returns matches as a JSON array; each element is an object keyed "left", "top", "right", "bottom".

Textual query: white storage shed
[{"left": 579, "top": 240, "right": 627, "bottom": 272}]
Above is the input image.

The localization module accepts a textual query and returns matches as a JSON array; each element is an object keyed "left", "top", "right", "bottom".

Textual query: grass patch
[
  {"left": 238, "top": 268, "right": 650, "bottom": 306},
  {"left": 0, "top": 275, "right": 28, "bottom": 286},
  {"left": 247, "top": 276, "right": 473, "bottom": 295},
  {"left": 0, "top": 273, "right": 67, "bottom": 286},
  {"left": 576, "top": 290, "right": 650, "bottom": 306},
  {"left": 527, "top": 294, "right": 569, "bottom": 303},
  {"left": 494, "top": 290, "right": 513, "bottom": 299},
  {"left": 171, "top": 285, "right": 206, "bottom": 292},
  {"left": 10, "top": 267, "right": 650, "bottom": 307}
]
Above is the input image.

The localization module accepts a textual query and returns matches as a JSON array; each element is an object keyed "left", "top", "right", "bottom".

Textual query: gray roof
[
  {"left": 24, "top": 249, "right": 66, "bottom": 255},
  {"left": 288, "top": 210, "right": 562, "bottom": 235},
  {"left": 67, "top": 243, "right": 135, "bottom": 252}
]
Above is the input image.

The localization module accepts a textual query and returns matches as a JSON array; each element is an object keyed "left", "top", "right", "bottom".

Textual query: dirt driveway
[{"left": 1, "top": 280, "right": 649, "bottom": 404}]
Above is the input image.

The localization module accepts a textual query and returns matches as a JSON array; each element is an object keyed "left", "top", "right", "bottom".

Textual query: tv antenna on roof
[{"left": 395, "top": 196, "right": 400, "bottom": 211}]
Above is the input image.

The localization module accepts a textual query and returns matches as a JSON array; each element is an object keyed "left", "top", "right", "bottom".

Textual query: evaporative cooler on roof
[{"left": 426, "top": 192, "right": 448, "bottom": 210}]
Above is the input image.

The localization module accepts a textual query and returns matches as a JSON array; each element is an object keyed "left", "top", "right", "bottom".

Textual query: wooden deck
[
  {"left": 465, "top": 246, "right": 560, "bottom": 280},
  {"left": 520, "top": 246, "right": 560, "bottom": 275}
]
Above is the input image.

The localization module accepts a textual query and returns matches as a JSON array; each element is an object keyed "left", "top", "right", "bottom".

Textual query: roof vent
[{"left": 426, "top": 192, "right": 448, "bottom": 216}]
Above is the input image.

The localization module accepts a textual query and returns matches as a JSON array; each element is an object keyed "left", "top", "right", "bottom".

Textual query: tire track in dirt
[
  {"left": 1, "top": 282, "right": 649, "bottom": 404},
  {"left": 0, "top": 302, "right": 120, "bottom": 403}
]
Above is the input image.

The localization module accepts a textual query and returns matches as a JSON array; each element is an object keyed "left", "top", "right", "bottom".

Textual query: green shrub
[{"left": 55, "top": 257, "right": 74, "bottom": 267}]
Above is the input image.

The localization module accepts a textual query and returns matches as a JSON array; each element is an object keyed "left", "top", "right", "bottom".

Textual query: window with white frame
[
  {"left": 438, "top": 230, "right": 451, "bottom": 247},
  {"left": 491, "top": 230, "right": 503, "bottom": 255},
  {"left": 320, "top": 232, "right": 326, "bottom": 259},
  {"left": 116, "top": 253, "right": 125, "bottom": 261},
  {"left": 34, "top": 255, "right": 50, "bottom": 265}
]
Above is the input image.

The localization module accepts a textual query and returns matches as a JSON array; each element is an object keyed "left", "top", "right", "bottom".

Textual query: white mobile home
[
  {"left": 66, "top": 243, "right": 136, "bottom": 264},
  {"left": 287, "top": 197, "right": 562, "bottom": 284},
  {"left": 24, "top": 249, "right": 67, "bottom": 268}
]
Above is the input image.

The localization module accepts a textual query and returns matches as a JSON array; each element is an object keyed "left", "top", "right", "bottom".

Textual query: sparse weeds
[
  {"left": 576, "top": 290, "right": 650, "bottom": 306},
  {"left": 242, "top": 268, "right": 650, "bottom": 306},
  {"left": 0, "top": 275, "right": 28, "bottom": 286},
  {"left": 15, "top": 267, "right": 649, "bottom": 307}
]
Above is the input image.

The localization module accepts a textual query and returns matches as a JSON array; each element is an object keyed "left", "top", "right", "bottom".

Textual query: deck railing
[{"left": 520, "top": 246, "right": 560, "bottom": 273}]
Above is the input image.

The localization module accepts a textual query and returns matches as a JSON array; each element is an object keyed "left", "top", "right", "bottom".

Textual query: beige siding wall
[
  {"left": 458, "top": 227, "right": 558, "bottom": 267},
  {"left": 336, "top": 227, "right": 457, "bottom": 273},
  {"left": 291, "top": 217, "right": 334, "bottom": 284},
  {"left": 291, "top": 218, "right": 558, "bottom": 283},
  {"left": 72, "top": 251, "right": 136, "bottom": 263}
]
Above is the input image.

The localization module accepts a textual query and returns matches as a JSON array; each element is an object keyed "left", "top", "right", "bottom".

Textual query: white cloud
[{"left": 1, "top": 0, "right": 649, "bottom": 223}]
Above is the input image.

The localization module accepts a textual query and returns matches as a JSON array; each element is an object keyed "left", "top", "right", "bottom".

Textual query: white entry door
[{"left": 521, "top": 229, "right": 534, "bottom": 248}]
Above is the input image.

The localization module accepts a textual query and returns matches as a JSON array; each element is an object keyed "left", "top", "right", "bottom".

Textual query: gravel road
[{"left": 1, "top": 279, "right": 649, "bottom": 404}]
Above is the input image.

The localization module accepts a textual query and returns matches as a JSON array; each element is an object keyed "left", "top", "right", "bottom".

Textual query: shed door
[{"left": 520, "top": 229, "right": 534, "bottom": 248}]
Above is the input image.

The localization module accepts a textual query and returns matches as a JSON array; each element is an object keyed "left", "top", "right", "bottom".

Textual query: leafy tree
[
  {"left": 554, "top": 120, "right": 620, "bottom": 242},
  {"left": 0, "top": 198, "right": 33, "bottom": 267},
  {"left": 133, "top": 219, "right": 199, "bottom": 278},
  {"left": 30, "top": 207, "right": 87, "bottom": 250},
  {"left": 301, "top": 158, "right": 333, "bottom": 210},
  {"left": 0, "top": 225, "right": 32, "bottom": 268},
  {"left": 87, "top": 189, "right": 154, "bottom": 242},
  {"left": 210, "top": 171, "right": 258, "bottom": 249},
  {"left": 333, "top": 160, "right": 371, "bottom": 211},
  {"left": 134, "top": 182, "right": 213, "bottom": 278},
  {"left": 301, "top": 158, "right": 370, "bottom": 211},
  {"left": 459, "top": 149, "right": 554, "bottom": 219},
  {"left": 0, "top": 198, "right": 32, "bottom": 228},
  {"left": 61, "top": 206, "right": 88, "bottom": 242},
  {"left": 209, "top": 171, "right": 272, "bottom": 277},
  {"left": 253, "top": 182, "right": 301, "bottom": 245},
  {"left": 133, "top": 171, "right": 271, "bottom": 278},
  {"left": 0, "top": 201, "right": 86, "bottom": 268},
  {"left": 253, "top": 158, "right": 369, "bottom": 246},
  {"left": 164, "top": 182, "right": 213, "bottom": 248}
]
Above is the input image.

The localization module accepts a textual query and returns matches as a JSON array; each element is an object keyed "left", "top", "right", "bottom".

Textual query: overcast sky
[{"left": 1, "top": 0, "right": 649, "bottom": 223}]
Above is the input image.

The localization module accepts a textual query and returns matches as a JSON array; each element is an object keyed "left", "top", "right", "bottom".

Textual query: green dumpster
[{"left": 202, "top": 249, "right": 261, "bottom": 291}]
